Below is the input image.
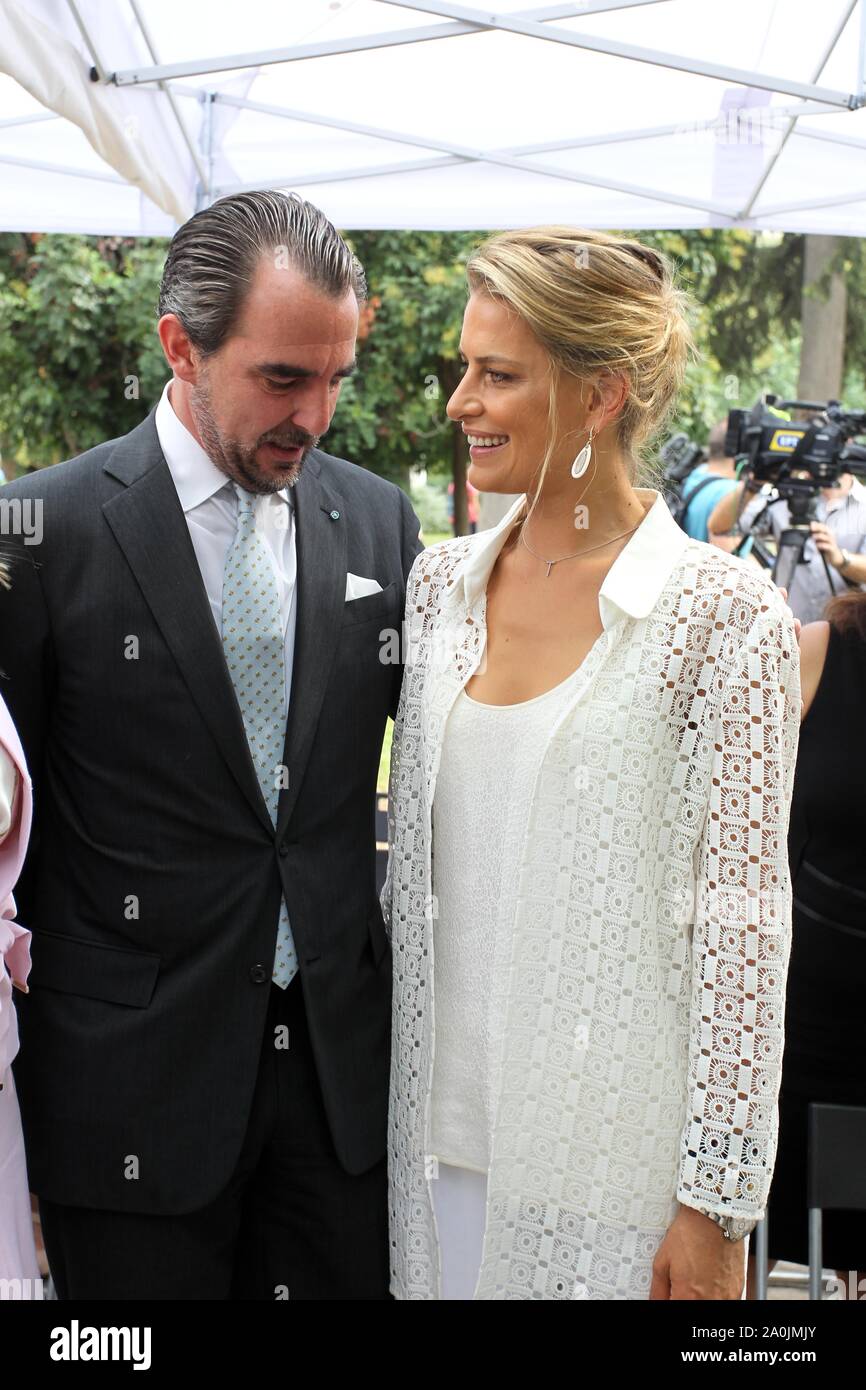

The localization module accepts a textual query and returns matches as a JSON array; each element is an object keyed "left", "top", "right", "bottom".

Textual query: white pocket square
[{"left": 345, "top": 572, "right": 383, "bottom": 601}]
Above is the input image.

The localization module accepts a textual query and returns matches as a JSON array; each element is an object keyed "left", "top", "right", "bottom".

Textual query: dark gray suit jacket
[{"left": 0, "top": 407, "right": 423, "bottom": 1213}]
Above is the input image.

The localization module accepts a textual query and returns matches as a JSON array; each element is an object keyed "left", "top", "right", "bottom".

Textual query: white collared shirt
[
  {"left": 154, "top": 379, "right": 298, "bottom": 714},
  {"left": 458, "top": 487, "right": 689, "bottom": 628}
]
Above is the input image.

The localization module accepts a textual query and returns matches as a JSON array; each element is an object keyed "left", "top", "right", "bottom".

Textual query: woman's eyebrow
[{"left": 458, "top": 352, "right": 522, "bottom": 368}]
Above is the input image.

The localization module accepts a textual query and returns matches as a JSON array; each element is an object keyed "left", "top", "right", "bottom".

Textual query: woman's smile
[{"left": 464, "top": 430, "right": 511, "bottom": 459}]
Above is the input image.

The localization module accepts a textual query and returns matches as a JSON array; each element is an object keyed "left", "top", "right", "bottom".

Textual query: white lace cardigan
[{"left": 380, "top": 488, "right": 802, "bottom": 1300}]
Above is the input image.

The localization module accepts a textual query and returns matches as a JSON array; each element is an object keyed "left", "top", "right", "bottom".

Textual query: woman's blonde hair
[{"left": 464, "top": 226, "right": 700, "bottom": 505}]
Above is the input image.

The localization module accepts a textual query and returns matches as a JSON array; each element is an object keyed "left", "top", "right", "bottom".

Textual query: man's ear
[{"left": 157, "top": 313, "right": 200, "bottom": 386}]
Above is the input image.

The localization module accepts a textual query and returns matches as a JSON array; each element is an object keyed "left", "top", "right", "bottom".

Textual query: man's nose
[{"left": 290, "top": 382, "right": 334, "bottom": 436}]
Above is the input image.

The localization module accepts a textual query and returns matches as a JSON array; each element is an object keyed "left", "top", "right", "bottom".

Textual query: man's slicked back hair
[{"left": 158, "top": 190, "right": 367, "bottom": 356}]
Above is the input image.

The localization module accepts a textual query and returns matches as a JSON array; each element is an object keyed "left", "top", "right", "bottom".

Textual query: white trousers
[
  {"left": 430, "top": 1161, "right": 751, "bottom": 1301},
  {"left": 431, "top": 1162, "right": 488, "bottom": 1300}
]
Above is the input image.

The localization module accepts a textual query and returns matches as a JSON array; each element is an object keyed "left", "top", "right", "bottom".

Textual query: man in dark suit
[{"left": 0, "top": 190, "right": 423, "bottom": 1298}]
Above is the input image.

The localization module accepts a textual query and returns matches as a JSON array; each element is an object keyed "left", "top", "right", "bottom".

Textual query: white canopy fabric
[{"left": 0, "top": 0, "right": 864, "bottom": 236}]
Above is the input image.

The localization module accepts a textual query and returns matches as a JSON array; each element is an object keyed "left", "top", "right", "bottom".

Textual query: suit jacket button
[
  {"left": 249, "top": 964, "right": 268, "bottom": 984},
  {"left": 278, "top": 840, "right": 289, "bottom": 857}
]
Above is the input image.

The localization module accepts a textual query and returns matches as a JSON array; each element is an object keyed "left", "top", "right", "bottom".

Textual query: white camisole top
[{"left": 429, "top": 665, "right": 584, "bottom": 1172}]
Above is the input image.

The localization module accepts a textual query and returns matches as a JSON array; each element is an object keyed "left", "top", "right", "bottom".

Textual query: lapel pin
[{"left": 329, "top": 509, "right": 341, "bottom": 521}]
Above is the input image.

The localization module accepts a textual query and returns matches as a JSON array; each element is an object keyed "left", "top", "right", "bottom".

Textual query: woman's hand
[{"left": 649, "top": 1205, "right": 746, "bottom": 1300}]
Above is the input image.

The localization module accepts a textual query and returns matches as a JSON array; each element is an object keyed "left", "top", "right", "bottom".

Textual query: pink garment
[{"left": 0, "top": 690, "right": 40, "bottom": 1290}]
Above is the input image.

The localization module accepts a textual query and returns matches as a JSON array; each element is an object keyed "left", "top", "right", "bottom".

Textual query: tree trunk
[
  {"left": 798, "top": 235, "right": 847, "bottom": 402},
  {"left": 439, "top": 360, "right": 469, "bottom": 535},
  {"left": 451, "top": 431, "right": 468, "bottom": 535}
]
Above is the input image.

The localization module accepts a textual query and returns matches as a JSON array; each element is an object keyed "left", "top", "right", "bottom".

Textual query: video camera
[
  {"left": 657, "top": 431, "right": 709, "bottom": 529},
  {"left": 725, "top": 395, "right": 866, "bottom": 593},
  {"left": 725, "top": 395, "right": 866, "bottom": 497}
]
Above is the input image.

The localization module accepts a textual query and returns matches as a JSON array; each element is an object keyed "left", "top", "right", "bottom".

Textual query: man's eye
[{"left": 264, "top": 379, "right": 293, "bottom": 390}]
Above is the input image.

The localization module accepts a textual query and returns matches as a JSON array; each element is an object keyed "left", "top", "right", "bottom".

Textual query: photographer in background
[
  {"left": 708, "top": 470, "right": 866, "bottom": 623},
  {"left": 678, "top": 420, "right": 754, "bottom": 557},
  {"left": 746, "top": 585, "right": 866, "bottom": 1297}
]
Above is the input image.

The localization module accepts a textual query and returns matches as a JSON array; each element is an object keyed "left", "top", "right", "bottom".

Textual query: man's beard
[{"left": 189, "top": 372, "right": 318, "bottom": 495}]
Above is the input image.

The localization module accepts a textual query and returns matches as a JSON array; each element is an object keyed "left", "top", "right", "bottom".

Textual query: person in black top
[{"left": 747, "top": 588, "right": 866, "bottom": 1299}]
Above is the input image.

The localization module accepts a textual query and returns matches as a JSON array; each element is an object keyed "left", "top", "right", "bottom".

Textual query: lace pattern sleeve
[
  {"left": 677, "top": 603, "right": 801, "bottom": 1218},
  {"left": 379, "top": 549, "right": 426, "bottom": 941}
]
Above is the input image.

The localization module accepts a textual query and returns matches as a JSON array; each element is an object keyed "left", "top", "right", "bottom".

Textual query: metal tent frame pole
[
  {"left": 102, "top": 4, "right": 664, "bottom": 85},
  {"left": 100, "top": 0, "right": 860, "bottom": 109},
  {"left": 18, "top": 0, "right": 864, "bottom": 229}
]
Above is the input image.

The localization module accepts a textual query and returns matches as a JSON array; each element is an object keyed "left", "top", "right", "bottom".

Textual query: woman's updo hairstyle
[{"left": 464, "top": 225, "right": 700, "bottom": 487}]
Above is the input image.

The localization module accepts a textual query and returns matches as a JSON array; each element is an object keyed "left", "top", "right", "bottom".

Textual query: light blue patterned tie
[{"left": 221, "top": 482, "right": 298, "bottom": 989}]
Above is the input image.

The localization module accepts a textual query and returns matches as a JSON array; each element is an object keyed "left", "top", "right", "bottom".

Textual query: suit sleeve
[
  {"left": 389, "top": 487, "right": 424, "bottom": 723},
  {"left": 677, "top": 603, "right": 801, "bottom": 1219}
]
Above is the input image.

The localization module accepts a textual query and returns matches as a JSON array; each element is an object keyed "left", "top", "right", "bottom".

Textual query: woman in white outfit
[{"left": 381, "top": 227, "right": 802, "bottom": 1300}]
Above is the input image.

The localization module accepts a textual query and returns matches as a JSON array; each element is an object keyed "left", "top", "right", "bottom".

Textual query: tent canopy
[{"left": 0, "top": 0, "right": 865, "bottom": 235}]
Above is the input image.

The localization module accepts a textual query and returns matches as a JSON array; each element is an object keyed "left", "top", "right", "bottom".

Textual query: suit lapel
[{"left": 101, "top": 411, "right": 346, "bottom": 842}]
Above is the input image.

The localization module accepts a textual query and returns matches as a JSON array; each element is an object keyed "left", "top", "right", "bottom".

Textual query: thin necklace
[
  {"left": 520, "top": 517, "right": 643, "bottom": 577},
  {"left": 514, "top": 450, "right": 643, "bottom": 577}
]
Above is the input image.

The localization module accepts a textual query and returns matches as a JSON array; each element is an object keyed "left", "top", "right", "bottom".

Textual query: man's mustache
[{"left": 260, "top": 428, "right": 317, "bottom": 450}]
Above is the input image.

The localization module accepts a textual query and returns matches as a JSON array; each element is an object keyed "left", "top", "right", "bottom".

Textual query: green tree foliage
[
  {"left": 1, "top": 227, "right": 864, "bottom": 481},
  {"left": 0, "top": 233, "right": 167, "bottom": 468},
  {"left": 325, "top": 231, "right": 482, "bottom": 493},
  {"left": 632, "top": 230, "right": 866, "bottom": 449}
]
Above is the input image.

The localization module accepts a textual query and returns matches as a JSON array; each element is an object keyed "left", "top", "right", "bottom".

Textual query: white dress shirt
[{"left": 154, "top": 379, "right": 298, "bottom": 715}]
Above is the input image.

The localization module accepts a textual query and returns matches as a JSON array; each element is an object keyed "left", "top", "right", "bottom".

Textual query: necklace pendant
[{"left": 546, "top": 560, "right": 553, "bottom": 578}]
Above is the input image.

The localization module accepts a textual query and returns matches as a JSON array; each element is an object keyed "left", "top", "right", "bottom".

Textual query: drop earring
[{"left": 571, "top": 426, "right": 595, "bottom": 479}]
